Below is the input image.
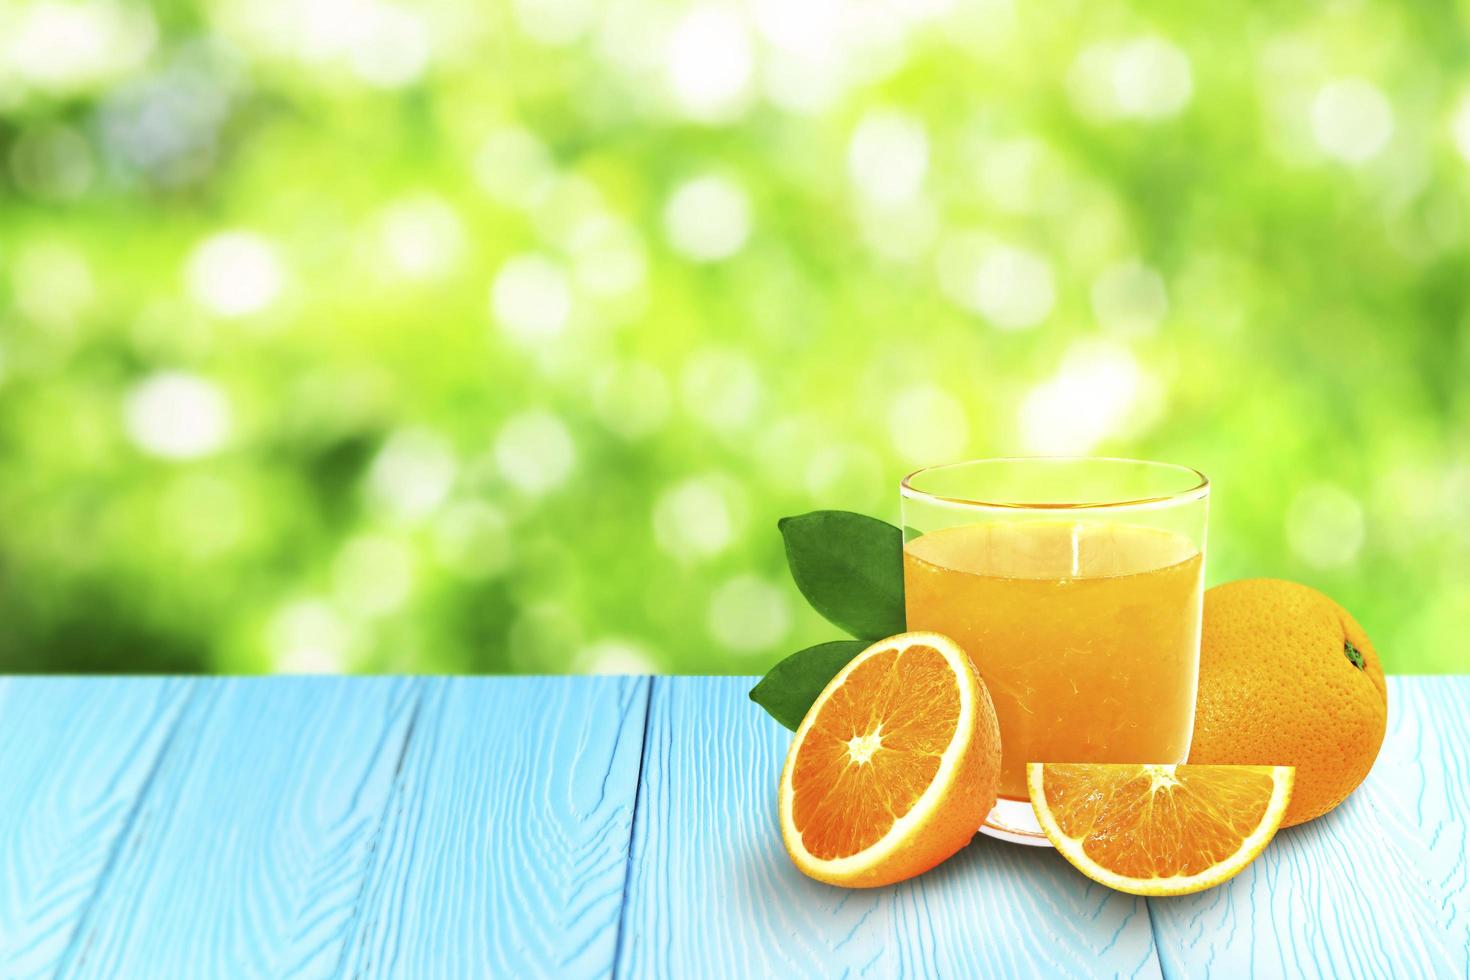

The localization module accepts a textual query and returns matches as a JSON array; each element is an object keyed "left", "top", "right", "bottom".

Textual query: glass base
[{"left": 978, "top": 797, "right": 1052, "bottom": 847}]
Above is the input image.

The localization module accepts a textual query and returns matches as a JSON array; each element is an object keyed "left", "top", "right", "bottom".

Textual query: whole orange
[{"left": 1187, "top": 579, "right": 1387, "bottom": 827}]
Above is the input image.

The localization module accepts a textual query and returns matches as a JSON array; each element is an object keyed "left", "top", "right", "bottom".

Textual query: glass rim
[{"left": 900, "top": 456, "right": 1210, "bottom": 513}]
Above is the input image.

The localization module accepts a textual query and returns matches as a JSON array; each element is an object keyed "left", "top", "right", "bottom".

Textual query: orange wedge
[
  {"left": 1028, "top": 762, "right": 1294, "bottom": 896},
  {"left": 779, "top": 631, "right": 1001, "bottom": 888}
]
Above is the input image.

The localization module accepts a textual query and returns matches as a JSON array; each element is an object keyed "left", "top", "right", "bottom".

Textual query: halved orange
[
  {"left": 779, "top": 631, "right": 1001, "bottom": 888},
  {"left": 1028, "top": 762, "right": 1295, "bottom": 896}
]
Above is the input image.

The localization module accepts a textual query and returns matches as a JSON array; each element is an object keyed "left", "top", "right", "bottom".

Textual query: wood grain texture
[
  {"left": 336, "top": 676, "right": 651, "bottom": 979},
  {"left": 1148, "top": 676, "right": 1470, "bottom": 979},
  {"left": 55, "top": 677, "right": 422, "bottom": 979},
  {"left": 1379, "top": 677, "right": 1469, "bottom": 954},
  {"left": 2, "top": 675, "right": 1463, "bottom": 980},
  {"left": 0, "top": 678, "right": 194, "bottom": 980},
  {"left": 617, "top": 676, "right": 1162, "bottom": 979}
]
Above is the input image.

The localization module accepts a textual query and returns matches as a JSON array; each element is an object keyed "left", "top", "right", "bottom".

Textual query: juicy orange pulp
[
  {"left": 790, "top": 643, "right": 960, "bottom": 860},
  {"left": 1029, "top": 762, "right": 1294, "bottom": 895},
  {"left": 780, "top": 631, "right": 1001, "bottom": 888}
]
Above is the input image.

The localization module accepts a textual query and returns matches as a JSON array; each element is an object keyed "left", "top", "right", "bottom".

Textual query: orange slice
[
  {"left": 779, "top": 631, "right": 1001, "bottom": 888},
  {"left": 1028, "top": 762, "right": 1294, "bottom": 896}
]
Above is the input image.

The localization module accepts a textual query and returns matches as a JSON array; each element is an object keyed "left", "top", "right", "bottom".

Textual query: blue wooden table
[{"left": 0, "top": 676, "right": 1464, "bottom": 978}]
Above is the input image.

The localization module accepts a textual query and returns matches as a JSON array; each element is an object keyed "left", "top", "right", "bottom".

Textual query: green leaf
[
  {"left": 777, "top": 511, "right": 906, "bottom": 640},
  {"left": 1344, "top": 639, "right": 1365, "bottom": 670},
  {"left": 749, "top": 640, "right": 868, "bottom": 730}
]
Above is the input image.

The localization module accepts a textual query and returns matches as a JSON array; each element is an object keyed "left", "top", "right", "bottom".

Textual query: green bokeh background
[{"left": 1, "top": 0, "right": 1466, "bottom": 674}]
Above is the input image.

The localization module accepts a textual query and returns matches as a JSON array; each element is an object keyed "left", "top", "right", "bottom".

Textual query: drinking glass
[{"left": 900, "top": 457, "right": 1209, "bottom": 844}]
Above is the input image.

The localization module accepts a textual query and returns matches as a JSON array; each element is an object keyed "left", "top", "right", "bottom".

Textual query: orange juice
[{"left": 903, "top": 521, "right": 1203, "bottom": 800}]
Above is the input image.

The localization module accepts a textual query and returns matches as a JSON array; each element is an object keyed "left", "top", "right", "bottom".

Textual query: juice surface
[{"left": 903, "top": 521, "right": 1203, "bottom": 800}]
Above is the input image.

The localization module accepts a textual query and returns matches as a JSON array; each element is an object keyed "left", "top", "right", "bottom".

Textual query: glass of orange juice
[{"left": 900, "top": 457, "right": 1209, "bottom": 844}]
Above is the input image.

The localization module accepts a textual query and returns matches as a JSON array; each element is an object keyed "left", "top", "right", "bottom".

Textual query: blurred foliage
[{"left": 0, "top": 0, "right": 1466, "bottom": 674}]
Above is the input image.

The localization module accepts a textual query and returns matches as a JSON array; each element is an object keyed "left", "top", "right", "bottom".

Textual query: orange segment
[
  {"left": 1028, "top": 762, "right": 1294, "bottom": 896},
  {"left": 779, "top": 631, "right": 1001, "bottom": 888}
]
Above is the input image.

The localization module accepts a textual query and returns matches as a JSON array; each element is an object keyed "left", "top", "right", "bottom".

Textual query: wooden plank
[
  {"left": 1379, "top": 677, "right": 1469, "bottom": 945},
  {"left": 337, "top": 676, "right": 651, "bottom": 979},
  {"left": 55, "top": 677, "right": 421, "bottom": 979},
  {"left": 0, "top": 678, "right": 194, "bottom": 980},
  {"left": 617, "top": 676, "right": 1162, "bottom": 979},
  {"left": 1148, "top": 676, "right": 1470, "bottom": 978}
]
